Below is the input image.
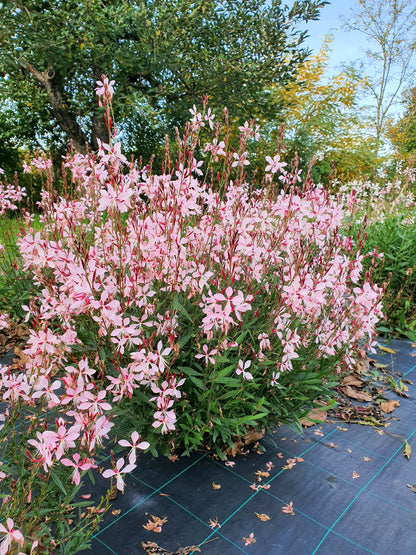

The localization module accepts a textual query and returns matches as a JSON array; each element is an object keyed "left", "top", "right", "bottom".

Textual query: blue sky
[{"left": 299, "top": 0, "right": 365, "bottom": 72}]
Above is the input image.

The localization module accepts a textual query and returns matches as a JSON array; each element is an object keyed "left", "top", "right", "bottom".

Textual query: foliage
[
  {"left": 341, "top": 164, "right": 416, "bottom": 336},
  {"left": 270, "top": 38, "right": 373, "bottom": 184},
  {"left": 0, "top": 78, "right": 384, "bottom": 553},
  {"left": 0, "top": 0, "right": 327, "bottom": 160},
  {"left": 389, "top": 86, "right": 416, "bottom": 163},
  {"left": 343, "top": 0, "right": 416, "bottom": 161}
]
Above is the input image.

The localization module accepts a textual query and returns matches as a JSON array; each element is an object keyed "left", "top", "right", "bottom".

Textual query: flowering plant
[{"left": 0, "top": 76, "right": 383, "bottom": 552}]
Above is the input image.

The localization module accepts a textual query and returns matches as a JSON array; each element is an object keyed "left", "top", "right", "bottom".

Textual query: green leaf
[
  {"left": 404, "top": 440, "right": 412, "bottom": 459},
  {"left": 49, "top": 471, "right": 68, "bottom": 496}
]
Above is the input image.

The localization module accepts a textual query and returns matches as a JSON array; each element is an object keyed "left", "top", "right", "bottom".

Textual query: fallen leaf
[
  {"left": 352, "top": 471, "right": 360, "bottom": 479},
  {"left": 300, "top": 408, "right": 328, "bottom": 427},
  {"left": 342, "top": 375, "right": 364, "bottom": 388},
  {"left": 212, "top": 482, "right": 221, "bottom": 490},
  {"left": 111, "top": 509, "right": 121, "bottom": 517},
  {"left": 363, "top": 456, "right": 371, "bottom": 462},
  {"left": 254, "top": 512, "right": 270, "bottom": 521},
  {"left": 356, "top": 355, "right": 370, "bottom": 375},
  {"left": 244, "top": 428, "right": 265, "bottom": 444},
  {"left": 79, "top": 494, "right": 91, "bottom": 499},
  {"left": 328, "top": 443, "right": 337, "bottom": 449},
  {"left": 404, "top": 440, "right": 412, "bottom": 459},
  {"left": 341, "top": 385, "right": 372, "bottom": 402},
  {"left": 380, "top": 400, "right": 400, "bottom": 413},
  {"left": 314, "top": 430, "right": 324, "bottom": 437},
  {"left": 276, "top": 452, "right": 284, "bottom": 458},
  {"left": 406, "top": 484, "right": 416, "bottom": 493},
  {"left": 373, "top": 362, "right": 388, "bottom": 369},
  {"left": 377, "top": 344, "right": 396, "bottom": 354},
  {"left": 337, "top": 426, "right": 348, "bottom": 432},
  {"left": 225, "top": 461, "right": 235, "bottom": 467}
]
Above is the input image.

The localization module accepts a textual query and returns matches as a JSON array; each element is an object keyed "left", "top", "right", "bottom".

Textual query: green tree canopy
[{"left": 0, "top": 0, "right": 327, "bottom": 161}]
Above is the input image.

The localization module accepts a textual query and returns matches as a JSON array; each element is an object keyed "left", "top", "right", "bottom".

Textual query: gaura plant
[{"left": 0, "top": 76, "right": 383, "bottom": 553}]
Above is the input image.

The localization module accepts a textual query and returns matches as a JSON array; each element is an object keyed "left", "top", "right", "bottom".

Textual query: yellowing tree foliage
[{"left": 269, "top": 39, "right": 378, "bottom": 183}]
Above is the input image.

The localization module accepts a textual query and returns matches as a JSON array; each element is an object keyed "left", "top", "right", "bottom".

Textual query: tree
[
  {"left": 343, "top": 0, "right": 416, "bottom": 160},
  {"left": 0, "top": 0, "right": 327, "bottom": 160},
  {"left": 388, "top": 85, "right": 416, "bottom": 162},
  {"left": 265, "top": 39, "right": 376, "bottom": 184}
]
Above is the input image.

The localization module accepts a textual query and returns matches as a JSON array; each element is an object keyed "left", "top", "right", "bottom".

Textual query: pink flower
[
  {"left": 236, "top": 360, "right": 253, "bottom": 381},
  {"left": 118, "top": 431, "right": 150, "bottom": 464},
  {"left": 0, "top": 519, "right": 24, "bottom": 555},
  {"left": 265, "top": 154, "right": 287, "bottom": 174},
  {"left": 102, "top": 457, "right": 136, "bottom": 493},
  {"left": 195, "top": 344, "right": 217, "bottom": 366},
  {"left": 95, "top": 75, "right": 115, "bottom": 100},
  {"left": 61, "top": 453, "right": 94, "bottom": 486}
]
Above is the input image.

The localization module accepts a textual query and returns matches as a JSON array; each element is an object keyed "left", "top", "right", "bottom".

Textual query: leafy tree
[
  {"left": 343, "top": 0, "right": 416, "bottom": 160},
  {"left": 0, "top": 0, "right": 327, "bottom": 161},
  {"left": 389, "top": 85, "right": 416, "bottom": 162},
  {"left": 265, "top": 39, "right": 376, "bottom": 184}
]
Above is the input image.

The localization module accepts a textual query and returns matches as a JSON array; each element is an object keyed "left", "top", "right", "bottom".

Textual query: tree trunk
[{"left": 23, "top": 62, "right": 89, "bottom": 153}]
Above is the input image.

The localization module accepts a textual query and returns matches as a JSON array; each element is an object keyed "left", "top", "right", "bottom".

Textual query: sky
[{"left": 298, "top": 0, "right": 366, "bottom": 72}]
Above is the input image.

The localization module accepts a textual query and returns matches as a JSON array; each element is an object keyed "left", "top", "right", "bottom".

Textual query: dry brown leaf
[
  {"left": 212, "top": 482, "right": 221, "bottom": 490},
  {"left": 356, "top": 355, "right": 370, "bottom": 375},
  {"left": 363, "top": 456, "right": 371, "bottom": 462},
  {"left": 341, "top": 385, "right": 372, "bottom": 402},
  {"left": 111, "top": 509, "right": 121, "bottom": 517},
  {"left": 299, "top": 406, "right": 328, "bottom": 427},
  {"left": 243, "top": 428, "right": 265, "bottom": 444},
  {"left": 406, "top": 484, "right": 416, "bottom": 493},
  {"left": 352, "top": 471, "right": 360, "bottom": 479},
  {"left": 254, "top": 512, "right": 270, "bottom": 521},
  {"left": 380, "top": 400, "right": 400, "bottom": 413},
  {"left": 342, "top": 375, "right": 364, "bottom": 388}
]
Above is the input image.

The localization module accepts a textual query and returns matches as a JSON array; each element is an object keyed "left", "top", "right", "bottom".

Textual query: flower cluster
[{"left": 0, "top": 77, "right": 384, "bottom": 550}]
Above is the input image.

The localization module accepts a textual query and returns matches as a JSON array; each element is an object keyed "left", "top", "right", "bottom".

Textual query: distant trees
[
  {"left": 343, "top": 0, "right": 416, "bottom": 160},
  {"left": 0, "top": 0, "right": 327, "bottom": 162},
  {"left": 389, "top": 86, "right": 416, "bottom": 162},
  {"left": 269, "top": 39, "right": 376, "bottom": 183}
]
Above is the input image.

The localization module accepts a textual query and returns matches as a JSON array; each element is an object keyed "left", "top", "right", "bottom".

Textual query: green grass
[{"left": 0, "top": 214, "right": 42, "bottom": 320}]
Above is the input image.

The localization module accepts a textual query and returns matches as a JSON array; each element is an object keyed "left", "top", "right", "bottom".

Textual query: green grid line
[
  {"left": 190, "top": 427, "right": 340, "bottom": 554},
  {"left": 91, "top": 453, "right": 207, "bottom": 540},
  {"left": 311, "top": 427, "right": 416, "bottom": 554}
]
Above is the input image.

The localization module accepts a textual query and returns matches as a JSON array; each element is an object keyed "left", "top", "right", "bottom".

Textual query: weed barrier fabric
[{"left": 25, "top": 339, "right": 416, "bottom": 553}]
